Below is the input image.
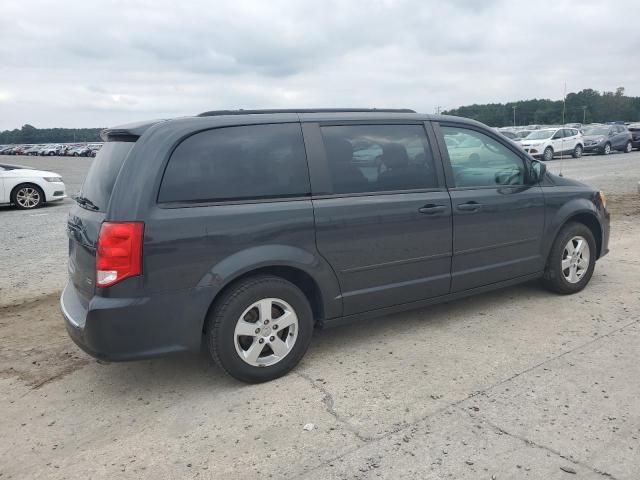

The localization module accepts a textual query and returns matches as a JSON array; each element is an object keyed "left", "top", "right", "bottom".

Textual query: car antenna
[{"left": 559, "top": 82, "right": 566, "bottom": 177}]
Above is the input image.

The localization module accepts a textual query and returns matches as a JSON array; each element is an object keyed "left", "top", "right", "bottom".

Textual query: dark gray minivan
[{"left": 61, "top": 109, "right": 610, "bottom": 383}]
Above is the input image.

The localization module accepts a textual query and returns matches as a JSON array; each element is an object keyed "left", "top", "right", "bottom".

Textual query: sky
[{"left": 1, "top": 0, "right": 639, "bottom": 130}]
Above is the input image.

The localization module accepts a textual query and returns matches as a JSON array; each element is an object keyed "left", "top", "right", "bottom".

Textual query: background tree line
[
  {"left": 2, "top": 87, "right": 639, "bottom": 143},
  {"left": 443, "top": 87, "right": 640, "bottom": 127},
  {"left": 0, "top": 124, "right": 103, "bottom": 144}
]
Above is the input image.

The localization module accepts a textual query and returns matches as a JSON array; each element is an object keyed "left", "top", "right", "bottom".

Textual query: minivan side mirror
[{"left": 530, "top": 159, "right": 547, "bottom": 183}]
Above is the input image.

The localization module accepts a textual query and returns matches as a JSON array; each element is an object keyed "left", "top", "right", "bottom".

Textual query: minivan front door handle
[
  {"left": 418, "top": 204, "right": 447, "bottom": 215},
  {"left": 456, "top": 202, "right": 482, "bottom": 212}
]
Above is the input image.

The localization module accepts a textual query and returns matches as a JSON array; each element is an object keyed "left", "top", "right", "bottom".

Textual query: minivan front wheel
[
  {"left": 207, "top": 275, "right": 314, "bottom": 383},
  {"left": 543, "top": 147, "right": 554, "bottom": 162},
  {"left": 542, "top": 222, "right": 596, "bottom": 294}
]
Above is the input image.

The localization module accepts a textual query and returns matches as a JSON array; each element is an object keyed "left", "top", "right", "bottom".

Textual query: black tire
[
  {"left": 572, "top": 144, "right": 583, "bottom": 158},
  {"left": 49, "top": 151, "right": 55, "bottom": 156},
  {"left": 542, "top": 222, "right": 596, "bottom": 295},
  {"left": 624, "top": 141, "right": 632, "bottom": 153},
  {"left": 601, "top": 142, "right": 611, "bottom": 155},
  {"left": 543, "top": 147, "right": 554, "bottom": 162},
  {"left": 11, "top": 183, "right": 45, "bottom": 210},
  {"left": 206, "top": 275, "right": 314, "bottom": 383}
]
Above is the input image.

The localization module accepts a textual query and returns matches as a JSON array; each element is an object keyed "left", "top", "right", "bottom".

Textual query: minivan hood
[{"left": 547, "top": 172, "right": 588, "bottom": 188}]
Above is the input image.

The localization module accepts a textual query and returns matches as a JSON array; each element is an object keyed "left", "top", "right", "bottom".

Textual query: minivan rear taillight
[{"left": 96, "top": 222, "right": 144, "bottom": 287}]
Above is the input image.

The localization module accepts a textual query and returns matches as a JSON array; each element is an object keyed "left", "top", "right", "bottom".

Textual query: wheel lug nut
[
  {"left": 259, "top": 338, "right": 264, "bottom": 344},
  {"left": 255, "top": 328, "right": 261, "bottom": 334},
  {"left": 273, "top": 324, "right": 278, "bottom": 330},
  {"left": 264, "top": 320, "right": 269, "bottom": 325},
  {"left": 270, "top": 336, "right": 275, "bottom": 341}
]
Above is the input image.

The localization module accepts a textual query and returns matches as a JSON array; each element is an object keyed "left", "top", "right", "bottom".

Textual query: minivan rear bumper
[{"left": 60, "top": 282, "right": 205, "bottom": 361}]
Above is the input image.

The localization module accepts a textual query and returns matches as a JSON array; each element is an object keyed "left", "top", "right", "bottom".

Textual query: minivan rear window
[
  {"left": 79, "top": 142, "right": 134, "bottom": 212},
  {"left": 158, "top": 123, "right": 310, "bottom": 204}
]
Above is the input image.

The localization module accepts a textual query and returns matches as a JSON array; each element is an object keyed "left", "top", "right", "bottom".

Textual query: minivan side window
[
  {"left": 441, "top": 126, "right": 526, "bottom": 188},
  {"left": 319, "top": 124, "right": 438, "bottom": 194},
  {"left": 158, "top": 123, "right": 310, "bottom": 203}
]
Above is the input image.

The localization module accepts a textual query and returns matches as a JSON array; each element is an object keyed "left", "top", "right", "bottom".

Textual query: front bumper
[
  {"left": 583, "top": 143, "right": 604, "bottom": 153},
  {"left": 42, "top": 182, "right": 66, "bottom": 202},
  {"left": 60, "top": 282, "right": 206, "bottom": 361}
]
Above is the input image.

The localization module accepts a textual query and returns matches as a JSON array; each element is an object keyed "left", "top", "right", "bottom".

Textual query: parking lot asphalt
[{"left": 0, "top": 151, "right": 639, "bottom": 479}]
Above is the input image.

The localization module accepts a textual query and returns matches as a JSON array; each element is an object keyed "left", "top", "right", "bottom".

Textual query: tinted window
[
  {"left": 159, "top": 123, "right": 309, "bottom": 203},
  {"left": 320, "top": 124, "right": 437, "bottom": 194},
  {"left": 80, "top": 142, "right": 135, "bottom": 212},
  {"left": 441, "top": 126, "right": 525, "bottom": 188}
]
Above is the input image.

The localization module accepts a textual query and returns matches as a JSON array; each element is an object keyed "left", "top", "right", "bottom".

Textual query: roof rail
[{"left": 197, "top": 108, "right": 416, "bottom": 117}]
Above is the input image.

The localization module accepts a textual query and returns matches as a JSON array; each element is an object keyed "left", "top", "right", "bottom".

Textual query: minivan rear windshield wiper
[{"left": 74, "top": 194, "right": 100, "bottom": 211}]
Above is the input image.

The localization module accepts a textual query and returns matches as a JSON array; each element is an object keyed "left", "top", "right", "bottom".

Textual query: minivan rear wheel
[
  {"left": 542, "top": 222, "right": 596, "bottom": 294},
  {"left": 206, "top": 275, "right": 314, "bottom": 383}
]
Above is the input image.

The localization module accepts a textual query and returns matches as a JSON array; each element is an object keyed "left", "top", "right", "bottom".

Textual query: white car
[
  {"left": 521, "top": 127, "right": 584, "bottom": 161},
  {"left": 0, "top": 163, "right": 66, "bottom": 209}
]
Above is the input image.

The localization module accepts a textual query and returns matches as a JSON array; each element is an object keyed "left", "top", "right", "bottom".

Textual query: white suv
[{"left": 521, "top": 128, "right": 583, "bottom": 161}]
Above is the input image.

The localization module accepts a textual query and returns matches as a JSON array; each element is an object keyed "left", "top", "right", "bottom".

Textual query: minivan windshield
[
  {"left": 583, "top": 126, "right": 610, "bottom": 136},
  {"left": 79, "top": 141, "right": 134, "bottom": 212},
  {"left": 525, "top": 130, "right": 555, "bottom": 140}
]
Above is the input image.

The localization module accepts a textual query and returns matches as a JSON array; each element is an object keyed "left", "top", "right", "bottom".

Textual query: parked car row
[
  {"left": 497, "top": 123, "right": 636, "bottom": 160},
  {"left": 0, "top": 143, "right": 103, "bottom": 157}
]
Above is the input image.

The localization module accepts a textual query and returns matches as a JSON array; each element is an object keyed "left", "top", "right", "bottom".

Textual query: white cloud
[{"left": 0, "top": 0, "right": 638, "bottom": 129}]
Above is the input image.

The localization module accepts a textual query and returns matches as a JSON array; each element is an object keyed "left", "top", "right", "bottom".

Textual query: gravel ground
[
  {"left": 0, "top": 155, "right": 92, "bottom": 306},
  {"left": 0, "top": 150, "right": 639, "bottom": 479}
]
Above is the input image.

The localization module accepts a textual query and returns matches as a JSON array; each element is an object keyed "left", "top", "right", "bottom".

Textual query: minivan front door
[
  {"left": 304, "top": 122, "right": 452, "bottom": 316},
  {"left": 436, "top": 123, "right": 545, "bottom": 292}
]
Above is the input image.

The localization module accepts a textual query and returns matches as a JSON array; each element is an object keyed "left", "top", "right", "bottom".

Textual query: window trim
[
  {"left": 433, "top": 121, "right": 534, "bottom": 190},
  {"left": 302, "top": 121, "right": 446, "bottom": 197},
  {"left": 156, "top": 195, "right": 312, "bottom": 209},
  {"left": 156, "top": 122, "right": 311, "bottom": 206}
]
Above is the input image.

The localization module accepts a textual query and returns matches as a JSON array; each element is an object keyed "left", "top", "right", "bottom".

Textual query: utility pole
[
  {"left": 512, "top": 106, "right": 517, "bottom": 127},
  {"left": 435, "top": 106, "right": 442, "bottom": 115},
  {"left": 582, "top": 106, "right": 587, "bottom": 124}
]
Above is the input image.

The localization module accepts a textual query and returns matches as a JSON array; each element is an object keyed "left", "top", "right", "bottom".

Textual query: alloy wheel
[
  {"left": 561, "top": 236, "right": 590, "bottom": 284},
  {"left": 234, "top": 298, "right": 299, "bottom": 367},
  {"left": 15, "top": 187, "right": 41, "bottom": 209}
]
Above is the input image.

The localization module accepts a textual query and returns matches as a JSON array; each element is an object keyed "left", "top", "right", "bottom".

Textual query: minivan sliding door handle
[
  {"left": 456, "top": 202, "right": 482, "bottom": 212},
  {"left": 418, "top": 204, "right": 447, "bottom": 214}
]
